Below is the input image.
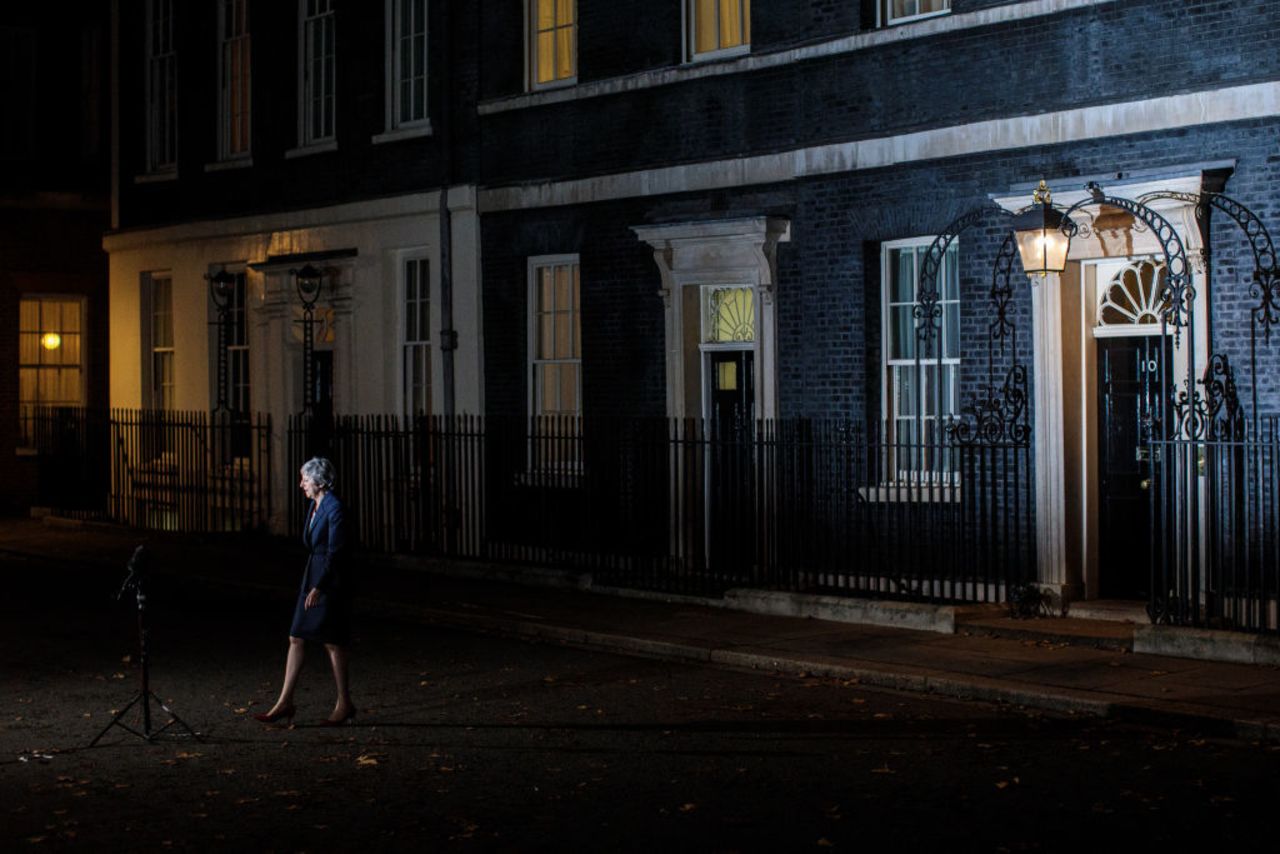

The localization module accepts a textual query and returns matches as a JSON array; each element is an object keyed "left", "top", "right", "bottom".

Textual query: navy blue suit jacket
[{"left": 304, "top": 493, "right": 348, "bottom": 594}]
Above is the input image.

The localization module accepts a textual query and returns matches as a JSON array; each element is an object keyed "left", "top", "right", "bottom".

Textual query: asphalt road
[{"left": 4, "top": 550, "right": 1280, "bottom": 852}]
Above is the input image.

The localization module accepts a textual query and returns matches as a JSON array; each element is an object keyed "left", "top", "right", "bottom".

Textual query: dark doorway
[
  {"left": 312, "top": 350, "right": 334, "bottom": 423},
  {"left": 1097, "top": 336, "right": 1170, "bottom": 599},
  {"left": 708, "top": 351, "right": 754, "bottom": 431},
  {"left": 707, "top": 351, "right": 755, "bottom": 578}
]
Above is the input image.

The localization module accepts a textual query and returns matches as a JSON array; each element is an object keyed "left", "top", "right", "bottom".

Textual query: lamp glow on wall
[
  {"left": 1011, "top": 180, "right": 1071, "bottom": 277},
  {"left": 41, "top": 333, "right": 62, "bottom": 350}
]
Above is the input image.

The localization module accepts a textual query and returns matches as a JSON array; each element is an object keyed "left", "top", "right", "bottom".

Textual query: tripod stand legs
[{"left": 89, "top": 689, "right": 201, "bottom": 747}]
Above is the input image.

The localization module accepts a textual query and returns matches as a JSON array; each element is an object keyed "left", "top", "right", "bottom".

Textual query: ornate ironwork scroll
[
  {"left": 1065, "top": 183, "right": 1193, "bottom": 342},
  {"left": 1170, "top": 353, "right": 1246, "bottom": 441},
  {"left": 1143, "top": 190, "right": 1280, "bottom": 344},
  {"left": 946, "top": 364, "right": 1029, "bottom": 446},
  {"left": 918, "top": 207, "right": 991, "bottom": 355},
  {"left": 988, "top": 233, "right": 1019, "bottom": 349},
  {"left": 919, "top": 205, "right": 1030, "bottom": 448}
]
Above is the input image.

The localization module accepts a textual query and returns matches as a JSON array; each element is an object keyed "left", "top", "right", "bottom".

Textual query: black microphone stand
[{"left": 89, "top": 546, "right": 200, "bottom": 746}]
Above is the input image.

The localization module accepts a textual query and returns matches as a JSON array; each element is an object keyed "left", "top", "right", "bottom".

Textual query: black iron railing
[
  {"left": 1151, "top": 414, "right": 1280, "bottom": 633},
  {"left": 27, "top": 407, "right": 272, "bottom": 533},
  {"left": 287, "top": 413, "right": 1035, "bottom": 603}
]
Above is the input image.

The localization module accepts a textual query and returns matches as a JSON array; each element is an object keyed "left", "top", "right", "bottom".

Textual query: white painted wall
[{"left": 103, "top": 188, "right": 484, "bottom": 531}]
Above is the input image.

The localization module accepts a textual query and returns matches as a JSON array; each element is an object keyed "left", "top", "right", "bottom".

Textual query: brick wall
[
  {"left": 478, "top": 0, "right": 1280, "bottom": 185},
  {"left": 481, "top": 118, "right": 1280, "bottom": 429}
]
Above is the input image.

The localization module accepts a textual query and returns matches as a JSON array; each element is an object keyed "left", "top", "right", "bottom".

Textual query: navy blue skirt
[{"left": 289, "top": 566, "right": 351, "bottom": 645}]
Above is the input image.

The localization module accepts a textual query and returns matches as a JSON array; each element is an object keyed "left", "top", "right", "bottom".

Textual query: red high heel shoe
[
  {"left": 318, "top": 707, "right": 357, "bottom": 727},
  {"left": 252, "top": 704, "right": 296, "bottom": 724}
]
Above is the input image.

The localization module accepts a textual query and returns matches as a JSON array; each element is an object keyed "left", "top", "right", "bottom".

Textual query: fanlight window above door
[
  {"left": 703, "top": 286, "right": 755, "bottom": 343},
  {"left": 1096, "top": 258, "right": 1168, "bottom": 329}
]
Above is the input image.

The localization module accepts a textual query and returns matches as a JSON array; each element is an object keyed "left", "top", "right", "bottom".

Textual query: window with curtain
[
  {"left": 390, "top": 0, "right": 429, "bottom": 127},
  {"left": 529, "top": 257, "right": 581, "bottom": 418},
  {"left": 882, "top": 238, "right": 959, "bottom": 477},
  {"left": 528, "top": 0, "right": 576, "bottom": 88},
  {"left": 687, "top": 0, "right": 750, "bottom": 61},
  {"left": 301, "top": 0, "right": 336, "bottom": 145},
  {"left": 218, "top": 0, "right": 251, "bottom": 160},
  {"left": 403, "top": 257, "right": 431, "bottom": 416},
  {"left": 18, "top": 298, "right": 84, "bottom": 446},
  {"left": 883, "top": 0, "right": 950, "bottom": 26},
  {"left": 145, "top": 0, "right": 177, "bottom": 172},
  {"left": 528, "top": 256, "right": 582, "bottom": 473}
]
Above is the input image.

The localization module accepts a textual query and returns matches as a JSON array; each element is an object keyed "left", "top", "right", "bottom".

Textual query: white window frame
[
  {"left": 145, "top": 0, "right": 177, "bottom": 174},
  {"left": 222, "top": 268, "right": 251, "bottom": 415},
  {"left": 17, "top": 296, "right": 86, "bottom": 448},
  {"left": 217, "top": 0, "right": 251, "bottom": 162},
  {"left": 144, "top": 272, "right": 176, "bottom": 411},
  {"left": 879, "top": 0, "right": 951, "bottom": 28},
  {"left": 684, "top": 0, "right": 750, "bottom": 64},
  {"left": 525, "top": 0, "right": 577, "bottom": 91},
  {"left": 526, "top": 254, "right": 582, "bottom": 420},
  {"left": 297, "top": 0, "right": 336, "bottom": 150},
  {"left": 401, "top": 253, "right": 433, "bottom": 417},
  {"left": 380, "top": 0, "right": 431, "bottom": 136},
  {"left": 880, "top": 237, "right": 960, "bottom": 481}
]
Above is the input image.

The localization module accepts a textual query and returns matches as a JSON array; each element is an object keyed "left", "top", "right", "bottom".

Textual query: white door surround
[
  {"left": 632, "top": 217, "right": 790, "bottom": 420},
  {"left": 993, "top": 172, "right": 1213, "bottom": 603}
]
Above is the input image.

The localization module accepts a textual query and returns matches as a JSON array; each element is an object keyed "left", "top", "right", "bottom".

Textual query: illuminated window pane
[
  {"left": 691, "top": 0, "right": 749, "bottom": 58},
  {"left": 18, "top": 297, "right": 86, "bottom": 443},
  {"left": 530, "top": 0, "right": 575, "bottom": 86},
  {"left": 704, "top": 286, "right": 755, "bottom": 343}
]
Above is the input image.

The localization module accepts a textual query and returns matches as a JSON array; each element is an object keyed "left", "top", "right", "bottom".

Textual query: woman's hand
[{"left": 304, "top": 587, "right": 322, "bottom": 609}]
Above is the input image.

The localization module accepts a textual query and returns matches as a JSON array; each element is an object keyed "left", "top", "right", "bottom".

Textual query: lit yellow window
[
  {"left": 531, "top": 0, "right": 576, "bottom": 86},
  {"left": 690, "top": 0, "right": 750, "bottom": 59},
  {"left": 704, "top": 286, "right": 755, "bottom": 343}
]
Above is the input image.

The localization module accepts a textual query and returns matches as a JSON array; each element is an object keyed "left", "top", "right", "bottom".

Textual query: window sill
[
  {"left": 204, "top": 157, "right": 254, "bottom": 173},
  {"left": 527, "top": 76, "right": 577, "bottom": 93},
  {"left": 371, "top": 122, "right": 434, "bottom": 145},
  {"left": 685, "top": 43, "right": 750, "bottom": 65},
  {"left": 284, "top": 140, "right": 338, "bottom": 159},
  {"left": 134, "top": 170, "right": 178, "bottom": 184},
  {"left": 885, "top": 10, "right": 950, "bottom": 27}
]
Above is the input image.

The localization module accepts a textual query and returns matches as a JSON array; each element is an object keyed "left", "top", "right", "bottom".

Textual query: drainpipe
[{"left": 437, "top": 0, "right": 457, "bottom": 417}]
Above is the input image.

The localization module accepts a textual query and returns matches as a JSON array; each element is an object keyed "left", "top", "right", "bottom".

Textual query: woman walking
[{"left": 255, "top": 457, "right": 356, "bottom": 726}]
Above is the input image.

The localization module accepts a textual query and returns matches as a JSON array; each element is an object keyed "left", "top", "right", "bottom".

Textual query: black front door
[
  {"left": 707, "top": 351, "right": 755, "bottom": 577},
  {"left": 1097, "top": 336, "right": 1169, "bottom": 599},
  {"left": 709, "top": 351, "right": 754, "bottom": 432}
]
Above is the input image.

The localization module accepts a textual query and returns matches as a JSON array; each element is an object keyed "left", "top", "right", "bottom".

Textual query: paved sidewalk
[{"left": 4, "top": 517, "right": 1279, "bottom": 741}]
